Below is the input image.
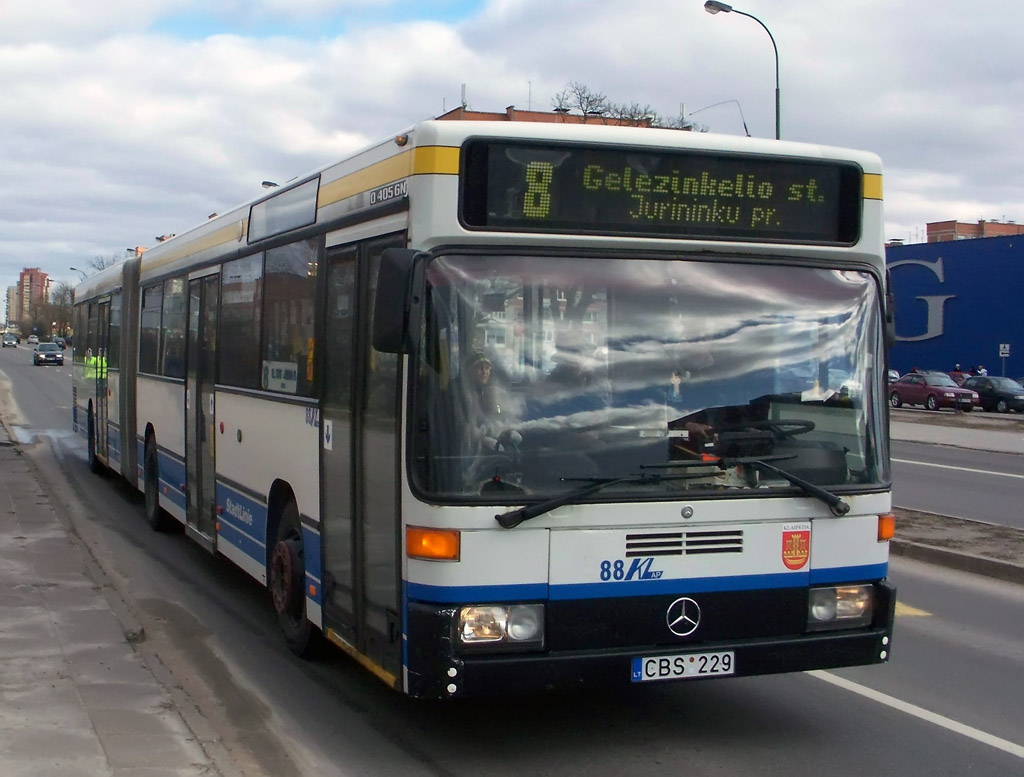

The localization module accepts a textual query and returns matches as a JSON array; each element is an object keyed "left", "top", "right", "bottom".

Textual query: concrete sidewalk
[
  {"left": 891, "top": 414, "right": 1024, "bottom": 455},
  {"left": 0, "top": 421, "right": 221, "bottom": 777}
]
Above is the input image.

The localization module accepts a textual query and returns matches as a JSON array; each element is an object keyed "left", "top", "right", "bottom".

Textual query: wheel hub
[{"left": 270, "top": 538, "right": 301, "bottom": 614}]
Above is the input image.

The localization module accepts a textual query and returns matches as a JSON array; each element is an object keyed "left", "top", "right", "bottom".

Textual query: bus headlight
[
  {"left": 458, "top": 604, "right": 545, "bottom": 648},
  {"left": 807, "top": 585, "right": 873, "bottom": 631}
]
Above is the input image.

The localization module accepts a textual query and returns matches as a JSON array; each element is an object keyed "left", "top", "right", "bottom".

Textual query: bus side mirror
[{"left": 372, "top": 247, "right": 423, "bottom": 354}]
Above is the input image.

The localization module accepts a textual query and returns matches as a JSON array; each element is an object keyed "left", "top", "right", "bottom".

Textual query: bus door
[
  {"left": 184, "top": 273, "right": 219, "bottom": 547},
  {"left": 94, "top": 300, "right": 111, "bottom": 461},
  {"left": 321, "top": 237, "right": 403, "bottom": 678}
]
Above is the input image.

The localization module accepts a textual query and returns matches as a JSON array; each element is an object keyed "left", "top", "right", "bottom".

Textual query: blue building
[{"left": 887, "top": 234, "right": 1022, "bottom": 379}]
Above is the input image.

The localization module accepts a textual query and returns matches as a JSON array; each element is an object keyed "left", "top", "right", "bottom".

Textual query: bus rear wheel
[
  {"left": 144, "top": 436, "right": 172, "bottom": 532},
  {"left": 87, "top": 408, "right": 101, "bottom": 474},
  {"left": 270, "top": 502, "right": 319, "bottom": 657}
]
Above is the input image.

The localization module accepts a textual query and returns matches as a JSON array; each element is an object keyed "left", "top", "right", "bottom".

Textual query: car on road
[
  {"left": 52, "top": 336, "right": 67, "bottom": 350},
  {"left": 887, "top": 368, "right": 900, "bottom": 382},
  {"left": 960, "top": 375, "right": 1024, "bottom": 413},
  {"left": 26, "top": 334, "right": 39, "bottom": 345},
  {"left": 888, "top": 372, "right": 978, "bottom": 411},
  {"left": 2, "top": 334, "right": 16, "bottom": 348},
  {"left": 32, "top": 342, "right": 64, "bottom": 366}
]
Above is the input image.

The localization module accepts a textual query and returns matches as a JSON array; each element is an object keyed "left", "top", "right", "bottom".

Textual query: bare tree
[
  {"left": 87, "top": 252, "right": 126, "bottom": 273},
  {"left": 28, "top": 280, "right": 75, "bottom": 339},
  {"left": 608, "top": 101, "right": 660, "bottom": 126},
  {"left": 552, "top": 81, "right": 610, "bottom": 122},
  {"left": 551, "top": 90, "right": 572, "bottom": 114},
  {"left": 550, "top": 83, "right": 704, "bottom": 130},
  {"left": 657, "top": 108, "right": 706, "bottom": 132}
]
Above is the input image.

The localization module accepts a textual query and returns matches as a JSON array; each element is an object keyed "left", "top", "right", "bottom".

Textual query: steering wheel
[
  {"left": 464, "top": 429, "right": 522, "bottom": 486},
  {"left": 715, "top": 419, "right": 815, "bottom": 440}
]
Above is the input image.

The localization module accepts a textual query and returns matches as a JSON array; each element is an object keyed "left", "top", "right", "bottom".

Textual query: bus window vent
[
  {"left": 625, "top": 532, "right": 683, "bottom": 557},
  {"left": 625, "top": 530, "right": 744, "bottom": 557},
  {"left": 684, "top": 530, "right": 743, "bottom": 555}
]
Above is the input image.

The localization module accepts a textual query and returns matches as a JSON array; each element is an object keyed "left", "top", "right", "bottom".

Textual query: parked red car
[
  {"left": 947, "top": 370, "right": 970, "bottom": 385},
  {"left": 889, "top": 372, "right": 978, "bottom": 411}
]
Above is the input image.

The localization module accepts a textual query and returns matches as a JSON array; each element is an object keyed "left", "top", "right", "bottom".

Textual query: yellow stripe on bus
[
  {"left": 863, "top": 173, "right": 883, "bottom": 200},
  {"left": 146, "top": 145, "right": 459, "bottom": 271},
  {"left": 325, "top": 628, "right": 401, "bottom": 689},
  {"left": 142, "top": 220, "right": 247, "bottom": 274},
  {"left": 317, "top": 145, "right": 460, "bottom": 209},
  {"left": 412, "top": 145, "right": 460, "bottom": 175}
]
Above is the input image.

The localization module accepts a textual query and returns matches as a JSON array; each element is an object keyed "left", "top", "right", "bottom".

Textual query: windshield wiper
[
  {"left": 494, "top": 472, "right": 707, "bottom": 529},
  {"left": 722, "top": 455, "right": 850, "bottom": 516}
]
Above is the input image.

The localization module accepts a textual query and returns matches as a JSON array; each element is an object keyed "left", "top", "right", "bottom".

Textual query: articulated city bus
[{"left": 73, "top": 119, "right": 895, "bottom": 698}]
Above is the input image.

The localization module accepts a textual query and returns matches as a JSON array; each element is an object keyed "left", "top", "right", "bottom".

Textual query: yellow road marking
[{"left": 895, "top": 602, "right": 931, "bottom": 617}]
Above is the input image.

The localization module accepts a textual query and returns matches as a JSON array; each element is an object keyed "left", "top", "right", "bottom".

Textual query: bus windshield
[{"left": 411, "top": 254, "right": 888, "bottom": 502}]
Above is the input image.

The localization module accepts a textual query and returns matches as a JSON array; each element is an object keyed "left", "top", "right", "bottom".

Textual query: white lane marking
[
  {"left": 892, "top": 458, "right": 1024, "bottom": 480},
  {"left": 808, "top": 670, "right": 1024, "bottom": 759}
]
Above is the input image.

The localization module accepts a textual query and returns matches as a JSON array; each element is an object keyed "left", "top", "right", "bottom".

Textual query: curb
[{"left": 890, "top": 538, "right": 1024, "bottom": 585}]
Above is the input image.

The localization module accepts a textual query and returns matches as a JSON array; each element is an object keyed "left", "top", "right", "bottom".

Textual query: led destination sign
[{"left": 461, "top": 140, "right": 863, "bottom": 244}]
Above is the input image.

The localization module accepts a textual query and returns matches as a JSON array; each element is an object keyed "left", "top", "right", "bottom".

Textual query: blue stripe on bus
[
  {"left": 809, "top": 562, "right": 888, "bottom": 585},
  {"left": 216, "top": 483, "right": 268, "bottom": 548},
  {"left": 405, "top": 564, "right": 891, "bottom": 605},
  {"left": 151, "top": 449, "right": 187, "bottom": 509},
  {"left": 302, "top": 526, "right": 323, "bottom": 605},
  {"left": 406, "top": 582, "right": 549, "bottom": 603},
  {"left": 217, "top": 520, "right": 266, "bottom": 566},
  {"left": 106, "top": 423, "right": 121, "bottom": 468},
  {"left": 549, "top": 571, "right": 807, "bottom": 600},
  {"left": 407, "top": 574, "right": 800, "bottom": 603}
]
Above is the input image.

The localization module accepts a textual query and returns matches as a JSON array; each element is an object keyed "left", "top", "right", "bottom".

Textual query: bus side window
[{"left": 263, "top": 239, "right": 318, "bottom": 397}]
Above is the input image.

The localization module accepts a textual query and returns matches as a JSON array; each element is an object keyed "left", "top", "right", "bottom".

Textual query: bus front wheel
[{"left": 270, "top": 502, "right": 318, "bottom": 657}]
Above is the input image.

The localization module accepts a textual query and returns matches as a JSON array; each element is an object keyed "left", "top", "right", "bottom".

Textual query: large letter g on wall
[{"left": 888, "top": 257, "right": 955, "bottom": 342}]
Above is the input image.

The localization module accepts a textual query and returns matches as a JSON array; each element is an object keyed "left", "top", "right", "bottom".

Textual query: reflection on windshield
[{"left": 411, "top": 254, "right": 888, "bottom": 502}]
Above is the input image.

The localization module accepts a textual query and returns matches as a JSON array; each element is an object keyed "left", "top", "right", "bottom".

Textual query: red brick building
[
  {"left": 436, "top": 105, "right": 659, "bottom": 127},
  {"left": 16, "top": 267, "right": 49, "bottom": 324},
  {"left": 927, "top": 219, "right": 1024, "bottom": 242}
]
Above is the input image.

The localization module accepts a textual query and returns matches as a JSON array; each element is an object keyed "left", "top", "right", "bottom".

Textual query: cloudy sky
[{"left": 2, "top": 0, "right": 1021, "bottom": 296}]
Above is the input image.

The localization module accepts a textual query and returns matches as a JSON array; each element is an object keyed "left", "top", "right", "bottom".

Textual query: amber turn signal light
[
  {"left": 407, "top": 527, "right": 460, "bottom": 561},
  {"left": 877, "top": 513, "right": 896, "bottom": 542}
]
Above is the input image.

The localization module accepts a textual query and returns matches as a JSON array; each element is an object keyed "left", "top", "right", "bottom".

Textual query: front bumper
[{"left": 405, "top": 581, "right": 896, "bottom": 699}]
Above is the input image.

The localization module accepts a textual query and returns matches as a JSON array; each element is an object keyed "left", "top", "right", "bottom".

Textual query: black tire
[
  {"left": 925, "top": 395, "right": 938, "bottom": 411},
  {"left": 889, "top": 392, "right": 902, "bottom": 408},
  {"left": 996, "top": 398, "right": 1009, "bottom": 413},
  {"left": 87, "top": 408, "right": 102, "bottom": 474},
  {"left": 269, "top": 501, "right": 320, "bottom": 657},
  {"left": 143, "top": 436, "right": 173, "bottom": 532}
]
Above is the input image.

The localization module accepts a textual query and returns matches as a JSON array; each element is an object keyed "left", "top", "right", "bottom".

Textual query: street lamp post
[
  {"left": 704, "top": 1, "right": 780, "bottom": 140},
  {"left": 69, "top": 267, "right": 88, "bottom": 281}
]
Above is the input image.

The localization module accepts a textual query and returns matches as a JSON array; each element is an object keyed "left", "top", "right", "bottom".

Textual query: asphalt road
[
  {"left": 892, "top": 440, "right": 1024, "bottom": 529},
  {"left": 3, "top": 349, "right": 1022, "bottom": 776}
]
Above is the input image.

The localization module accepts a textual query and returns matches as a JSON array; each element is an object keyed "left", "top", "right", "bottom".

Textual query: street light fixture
[
  {"left": 704, "top": 1, "right": 780, "bottom": 140},
  {"left": 69, "top": 267, "right": 88, "bottom": 281}
]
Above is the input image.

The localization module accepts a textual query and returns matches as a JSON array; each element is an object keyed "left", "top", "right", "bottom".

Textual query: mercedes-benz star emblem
[{"left": 666, "top": 597, "right": 701, "bottom": 636}]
